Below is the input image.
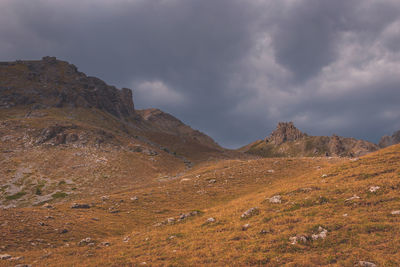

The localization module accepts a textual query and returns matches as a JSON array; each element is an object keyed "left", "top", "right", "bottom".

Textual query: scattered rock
[
  {"left": 9, "top": 256, "right": 23, "bottom": 261},
  {"left": 345, "top": 195, "right": 360, "bottom": 201},
  {"left": 241, "top": 207, "right": 260, "bottom": 219},
  {"left": 101, "top": 196, "right": 109, "bottom": 201},
  {"left": 180, "top": 178, "right": 191, "bottom": 182},
  {"left": 358, "top": 261, "right": 377, "bottom": 267},
  {"left": 267, "top": 169, "right": 275, "bottom": 173},
  {"left": 108, "top": 207, "right": 120, "bottom": 213},
  {"left": 269, "top": 195, "right": 282, "bottom": 204},
  {"left": 207, "top": 217, "right": 216, "bottom": 223},
  {"left": 71, "top": 203, "right": 90, "bottom": 209},
  {"left": 369, "top": 186, "right": 380, "bottom": 193},
  {"left": 299, "top": 187, "right": 313, "bottom": 192},
  {"left": 130, "top": 196, "right": 138, "bottom": 201},
  {"left": 166, "top": 218, "right": 175, "bottom": 224},
  {"left": 60, "top": 229, "right": 69, "bottom": 234},
  {"left": 78, "top": 237, "right": 93, "bottom": 246},
  {"left": 45, "top": 216, "right": 54, "bottom": 220},
  {"left": 289, "top": 235, "right": 307, "bottom": 245},
  {"left": 123, "top": 236, "right": 130, "bottom": 243},
  {"left": 321, "top": 174, "right": 328, "bottom": 178},
  {"left": 92, "top": 217, "right": 100, "bottom": 221},
  {"left": 176, "top": 211, "right": 200, "bottom": 222},
  {"left": 139, "top": 262, "right": 147, "bottom": 266},
  {"left": 14, "top": 265, "right": 32, "bottom": 267},
  {"left": 100, "top": 242, "right": 110, "bottom": 247},
  {"left": 208, "top": 179, "right": 217, "bottom": 184},
  {"left": 311, "top": 226, "right": 328, "bottom": 241},
  {"left": 259, "top": 229, "right": 269, "bottom": 234},
  {"left": 0, "top": 254, "right": 12, "bottom": 260},
  {"left": 391, "top": 210, "right": 400, "bottom": 215},
  {"left": 168, "top": 235, "right": 176, "bottom": 240},
  {"left": 42, "top": 203, "right": 53, "bottom": 209},
  {"left": 38, "top": 222, "right": 46, "bottom": 226},
  {"left": 242, "top": 223, "right": 250, "bottom": 231}
]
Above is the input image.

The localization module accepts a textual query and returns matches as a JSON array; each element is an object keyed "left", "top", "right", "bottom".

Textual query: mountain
[
  {"left": 0, "top": 56, "right": 135, "bottom": 118},
  {"left": 1, "top": 57, "right": 400, "bottom": 266},
  {"left": 0, "top": 57, "right": 236, "bottom": 209},
  {"left": 379, "top": 130, "right": 400, "bottom": 148},
  {"left": 239, "top": 122, "right": 378, "bottom": 157}
]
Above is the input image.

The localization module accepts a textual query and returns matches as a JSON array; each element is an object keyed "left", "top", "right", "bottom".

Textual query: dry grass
[{"left": 1, "top": 108, "right": 400, "bottom": 266}]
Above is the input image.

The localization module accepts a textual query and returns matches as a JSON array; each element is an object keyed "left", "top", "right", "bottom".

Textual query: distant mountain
[
  {"left": 379, "top": 130, "right": 400, "bottom": 148},
  {"left": 239, "top": 122, "right": 378, "bottom": 157}
]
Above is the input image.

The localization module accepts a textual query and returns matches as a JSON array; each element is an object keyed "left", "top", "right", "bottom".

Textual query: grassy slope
[
  {"left": 1, "top": 143, "right": 399, "bottom": 265},
  {"left": 1, "top": 108, "right": 400, "bottom": 266}
]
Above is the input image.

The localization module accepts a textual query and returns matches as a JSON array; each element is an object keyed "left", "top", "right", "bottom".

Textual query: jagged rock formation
[
  {"left": 0, "top": 56, "right": 135, "bottom": 118},
  {"left": 265, "top": 122, "right": 307, "bottom": 145},
  {"left": 379, "top": 130, "right": 400, "bottom": 148},
  {"left": 240, "top": 122, "right": 378, "bottom": 157}
]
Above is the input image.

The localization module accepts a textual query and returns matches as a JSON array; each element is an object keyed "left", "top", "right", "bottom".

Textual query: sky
[{"left": 1, "top": 0, "right": 400, "bottom": 148}]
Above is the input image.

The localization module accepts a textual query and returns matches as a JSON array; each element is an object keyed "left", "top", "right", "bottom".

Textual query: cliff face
[
  {"left": 241, "top": 122, "right": 378, "bottom": 157},
  {"left": 379, "top": 130, "right": 400, "bottom": 148},
  {"left": 0, "top": 56, "right": 135, "bottom": 118}
]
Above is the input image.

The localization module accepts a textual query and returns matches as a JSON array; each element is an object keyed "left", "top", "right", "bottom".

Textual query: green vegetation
[
  {"left": 52, "top": 192, "right": 68, "bottom": 198},
  {"left": 6, "top": 191, "right": 26, "bottom": 200}
]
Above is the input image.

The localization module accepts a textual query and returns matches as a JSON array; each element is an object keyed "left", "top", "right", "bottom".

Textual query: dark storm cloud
[{"left": 1, "top": 0, "right": 400, "bottom": 148}]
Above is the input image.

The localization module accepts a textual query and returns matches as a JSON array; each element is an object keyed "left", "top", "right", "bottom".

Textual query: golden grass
[{"left": 1, "top": 108, "right": 400, "bottom": 266}]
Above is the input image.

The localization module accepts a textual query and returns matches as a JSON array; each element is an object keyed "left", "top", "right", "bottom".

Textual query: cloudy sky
[{"left": 1, "top": 0, "right": 400, "bottom": 148}]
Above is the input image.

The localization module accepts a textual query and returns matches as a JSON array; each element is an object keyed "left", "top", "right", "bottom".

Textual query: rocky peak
[
  {"left": 0, "top": 56, "right": 135, "bottom": 118},
  {"left": 265, "top": 122, "right": 306, "bottom": 145},
  {"left": 379, "top": 130, "right": 400, "bottom": 148}
]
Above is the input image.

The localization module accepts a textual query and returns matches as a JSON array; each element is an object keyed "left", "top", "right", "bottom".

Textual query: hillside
[
  {"left": 0, "top": 57, "right": 239, "bottom": 209},
  {"left": 1, "top": 143, "right": 399, "bottom": 266},
  {"left": 240, "top": 122, "right": 378, "bottom": 158}
]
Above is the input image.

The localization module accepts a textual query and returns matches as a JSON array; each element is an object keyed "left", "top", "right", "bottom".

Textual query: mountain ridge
[{"left": 240, "top": 122, "right": 379, "bottom": 157}]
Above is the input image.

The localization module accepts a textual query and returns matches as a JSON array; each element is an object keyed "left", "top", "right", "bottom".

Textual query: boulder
[
  {"left": 269, "top": 195, "right": 282, "bottom": 204},
  {"left": 241, "top": 207, "right": 260, "bottom": 219},
  {"left": 71, "top": 203, "right": 90, "bottom": 209}
]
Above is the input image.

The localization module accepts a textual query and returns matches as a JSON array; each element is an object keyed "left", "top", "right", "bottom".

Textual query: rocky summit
[
  {"left": 240, "top": 122, "right": 378, "bottom": 157},
  {"left": 265, "top": 122, "right": 307, "bottom": 145},
  {"left": 0, "top": 56, "right": 134, "bottom": 118},
  {"left": 379, "top": 129, "right": 400, "bottom": 148}
]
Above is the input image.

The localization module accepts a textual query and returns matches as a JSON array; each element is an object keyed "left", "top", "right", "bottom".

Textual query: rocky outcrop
[
  {"left": 0, "top": 57, "right": 135, "bottom": 118},
  {"left": 241, "top": 122, "right": 378, "bottom": 157},
  {"left": 265, "top": 122, "right": 306, "bottom": 145},
  {"left": 379, "top": 130, "right": 400, "bottom": 148}
]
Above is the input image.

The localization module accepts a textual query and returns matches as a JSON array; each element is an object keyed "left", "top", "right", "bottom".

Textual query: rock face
[
  {"left": 265, "top": 122, "right": 306, "bottom": 145},
  {"left": 0, "top": 56, "right": 135, "bottom": 118},
  {"left": 241, "top": 122, "right": 378, "bottom": 157},
  {"left": 379, "top": 130, "right": 400, "bottom": 148}
]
